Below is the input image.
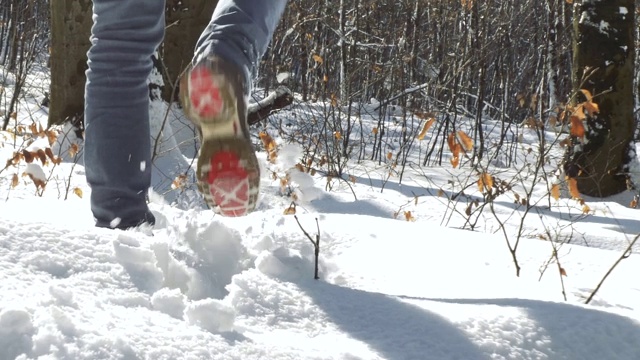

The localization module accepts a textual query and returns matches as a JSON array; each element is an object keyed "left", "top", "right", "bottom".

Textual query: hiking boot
[{"left": 179, "top": 56, "right": 260, "bottom": 216}]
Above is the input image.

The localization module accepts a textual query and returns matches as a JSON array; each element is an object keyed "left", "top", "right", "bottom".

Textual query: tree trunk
[
  {"left": 161, "top": 0, "right": 218, "bottom": 102},
  {"left": 6, "top": 1, "right": 20, "bottom": 71},
  {"left": 48, "top": 0, "right": 93, "bottom": 127},
  {"left": 48, "top": 0, "right": 218, "bottom": 127},
  {"left": 565, "top": 0, "right": 635, "bottom": 197}
]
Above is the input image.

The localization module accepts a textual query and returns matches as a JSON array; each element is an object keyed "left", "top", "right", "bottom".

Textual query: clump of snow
[
  {"left": 0, "top": 308, "right": 34, "bottom": 360},
  {"left": 23, "top": 163, "right": 46, "bottom": 183},
  {"left": 48, "top": 284, "right": 77, "bottom": 308},
  {"left": 184, "top": 298, "right": 236, "bottom": 333},
  {"left": 276, "top": 72, "right": 290, "bottom": 83},
  {"left": 151, "top": 288, "right": 186, "bottom": 319},
  {"left": 272, "top": 143, "right": 324, "bottom": 203},
  {"left": 113, "top": 234, "right": 164, "bottom": 293},
  {"left": 109, "top": 217, "right": 122, "bottom": 229}
]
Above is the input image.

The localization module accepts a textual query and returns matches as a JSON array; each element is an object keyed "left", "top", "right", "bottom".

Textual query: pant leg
[
  {"left": 193, "top": 0, "right": 288, "bottom": 90},
  {"left": 84, "top": 0, "right": 165, "bottom": 228}
]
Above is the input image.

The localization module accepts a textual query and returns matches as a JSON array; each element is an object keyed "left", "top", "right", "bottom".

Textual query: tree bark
[
  {"left": 565, "top": 0, "right": 635, "bottom": 197},
  {"left": 161, "top": 0, "right": 218, "bottom": 102},
  {"left": 48, "top": 0, "right": 93, "bottom": 127}
]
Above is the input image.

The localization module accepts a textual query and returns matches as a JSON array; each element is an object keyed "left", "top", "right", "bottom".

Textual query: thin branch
[
  {"left": 293, "top": 214, "right": 320, "bottom": 280},
  {"left": 585, "top": 233, "right": 640, "bottom": 305}
]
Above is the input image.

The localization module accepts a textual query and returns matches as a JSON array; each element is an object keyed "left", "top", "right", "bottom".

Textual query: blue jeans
[{"left": 84, "top": 0, "right": 287, "bottom": 228}]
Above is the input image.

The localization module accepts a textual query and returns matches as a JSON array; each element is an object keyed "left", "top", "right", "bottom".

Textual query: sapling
[{"left": 294, "top": 214, "right": 321, "bottom": 280}]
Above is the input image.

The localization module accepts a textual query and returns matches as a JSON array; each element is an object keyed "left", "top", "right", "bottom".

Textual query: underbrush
[{"left": 2, "top": 61, "right": 639, "bottom": 303}]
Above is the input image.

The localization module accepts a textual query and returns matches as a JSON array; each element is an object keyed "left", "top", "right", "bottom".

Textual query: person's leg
[
  {"left": 179, "top": 0, "right": 287, "bottom": 217},
  {"left": 84, "top": 0, "right": 165, "bottom": 228},
  {"left": 193, "top": 0, "right": 288, "bottom": 90}
]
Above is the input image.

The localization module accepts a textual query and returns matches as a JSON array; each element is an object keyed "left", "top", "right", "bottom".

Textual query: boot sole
[{"left": 183, "top": 64, "right": 260, "bottom": 216}]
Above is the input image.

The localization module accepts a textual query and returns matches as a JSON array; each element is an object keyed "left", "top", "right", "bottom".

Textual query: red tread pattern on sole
[
  {"left": 189, "top": 66, "right": 223, "bottom": 118},
  {"left": 208, "top": 151, "right": 251, "bottom": 217}
]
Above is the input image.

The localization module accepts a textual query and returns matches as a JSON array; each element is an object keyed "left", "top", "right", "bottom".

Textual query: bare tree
[{"left": 1, "top": 0, "right": 49, "bottom": 130}]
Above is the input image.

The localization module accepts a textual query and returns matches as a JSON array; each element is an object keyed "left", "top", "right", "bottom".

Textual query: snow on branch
[{"left": 248, "top": 86, "right": 294, "bottom": 126}]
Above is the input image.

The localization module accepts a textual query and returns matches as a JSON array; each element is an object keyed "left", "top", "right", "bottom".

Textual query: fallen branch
[{"left": 248, "top": 86, "right": 294, "bottom": 126}]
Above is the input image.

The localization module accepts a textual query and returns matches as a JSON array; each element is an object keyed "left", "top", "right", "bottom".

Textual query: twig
[
  {"left": 293, "top": 214, "right": 321, "bottom": 280},
  {"left": 585, "top": 233, "right": 640, "bottom": 305}
]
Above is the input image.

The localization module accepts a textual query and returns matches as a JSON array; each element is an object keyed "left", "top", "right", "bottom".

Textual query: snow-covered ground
[{"left": 1, "top": 68, "right": 640, "bottom": 359}]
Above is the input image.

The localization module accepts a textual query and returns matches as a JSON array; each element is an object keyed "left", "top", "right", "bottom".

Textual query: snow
[
  {"left": 1, "top": 68, "right": 640, "bottom": 360},
  {"left": 276, "top": 72, "right": 290, "bottom": 84}
]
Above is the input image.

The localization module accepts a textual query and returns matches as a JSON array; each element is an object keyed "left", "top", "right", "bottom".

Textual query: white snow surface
[{"left": 1, "top": 70, "right": 640, "bottom": 359}]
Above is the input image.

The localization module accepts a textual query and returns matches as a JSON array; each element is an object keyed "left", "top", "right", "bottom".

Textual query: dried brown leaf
[
  {"left": 283, "top": 205, "right": 296, "bottom": 215},
  {"left": 45, "top": 130, "right": 58, "bottom": 146},
  {"left": 550, "top": 183, "right": 561, "bottom": 201},
  {"left": 69, "top": 143, "right": 79, "bottom": 158},
  {"left": 583, "top": 101, "right": 599, "bottom": 115},
  {"left": 417, "top": 118, "right": 436, "bottom": 140},
  {"left": 560, "top": 267, "right": 567, "bottom": 277},
  {"left": 580, "top": 89, "right": 593, "bottom": 103},
  {"left": 570, "top": 116, "right": 585, "bottom": 138},
  {"left": 259, "top": 131, "right": 278, "bottom": 163},
  {"left": 36, "top": 149, "right": 47, "bottom": 164},
  {"left": 447, "top": 133, "right": 461, "bottom": 168},
  {"left": 573, "top": 104, "right": 586, "bottom": 121},
  {"left": 567, "top": 177, "right": 581, "bottom": 199},
  {"left": 22, "top": 150, "right": 33, "bottom": 163},
  {"left": 404, "top": 211, "right": 415, "bottom": 222},
  {"left": 477, "top": 172, "right": 493, "bottom": 194},
  {"left": 11, "top": 151, "right": 22, "bottom": 165},
  {"left": 44, "top": 147, "right": 55, "bottom": 162},
  {"left": 29, "top": 123, "right": 38, "bottom": 135},
  {"left": 171, "top": 174, "right": 188, "bottom": 190},
  {"left": 456, "top": 131, "right": 474, "bottom": 152}
]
